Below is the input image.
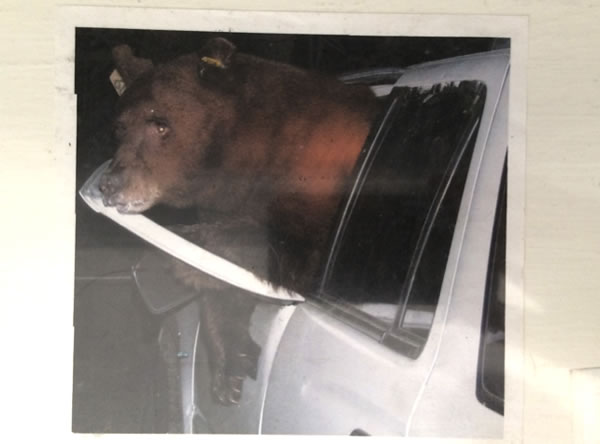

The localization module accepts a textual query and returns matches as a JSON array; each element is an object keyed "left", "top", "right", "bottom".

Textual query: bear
[{"left": 98, "top": 37, "right": 380, "bottom": 405}]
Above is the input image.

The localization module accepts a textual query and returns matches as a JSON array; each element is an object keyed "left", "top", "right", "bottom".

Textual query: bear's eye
[{"left": 147, "top": 117, "right": 170, "bottom": 138}]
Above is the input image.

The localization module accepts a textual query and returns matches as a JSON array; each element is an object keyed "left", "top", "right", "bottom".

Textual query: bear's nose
[{"left": 98, "top": 168, "right": 125, "bottom": 205}]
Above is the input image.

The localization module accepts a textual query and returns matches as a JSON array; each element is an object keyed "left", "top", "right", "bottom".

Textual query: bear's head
[{"left": 99, "top": 38, "right": 240, "bottom": 214}]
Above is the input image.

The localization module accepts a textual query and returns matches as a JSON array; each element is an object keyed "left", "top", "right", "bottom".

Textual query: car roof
[
  {"left": 397, "top": 48, "right": 510, "bottom": 87},
  {"left": 341, "top": 49, "right": 510, "bottom": 94}
]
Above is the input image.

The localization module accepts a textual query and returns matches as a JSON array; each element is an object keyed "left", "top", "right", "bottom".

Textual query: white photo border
[{"left": 57, "top": 7, "right": 527, "bottom": 443}]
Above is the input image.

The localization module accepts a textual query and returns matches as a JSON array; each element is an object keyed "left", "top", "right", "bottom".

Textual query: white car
[{"left": 81, "top": 48, "right": 509, "bottom": 437}]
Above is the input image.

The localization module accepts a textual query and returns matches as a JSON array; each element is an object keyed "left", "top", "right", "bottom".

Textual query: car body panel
[{"left": 409, "top": 71, "right": 509, "bottom": 438}]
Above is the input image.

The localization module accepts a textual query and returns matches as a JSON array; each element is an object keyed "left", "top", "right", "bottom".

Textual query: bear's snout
[
  {"left": 98, "top": 162, "right": 159, "bottom": 214},
  {"left": 99, "top": 165, "right": 128, "bottom": 209}
]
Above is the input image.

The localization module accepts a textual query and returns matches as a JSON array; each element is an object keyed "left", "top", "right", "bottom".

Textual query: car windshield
[{"left": 321, "top": 80, "right": 487, "bottom": 349}]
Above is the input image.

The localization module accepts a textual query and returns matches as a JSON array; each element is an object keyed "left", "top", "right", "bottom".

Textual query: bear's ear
[
  {"left": 111, "top": 45, "right": 154, "bottom": 91},
  {"left": 198, "top": 37, "right": 237, "bottom": 74}
]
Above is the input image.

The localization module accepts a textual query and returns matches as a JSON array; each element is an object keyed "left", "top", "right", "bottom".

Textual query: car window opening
[{"left": 321, "top": 81, "right": 487, "bottom": 357}]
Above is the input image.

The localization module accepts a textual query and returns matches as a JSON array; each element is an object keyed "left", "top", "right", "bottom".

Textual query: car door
[{"left": 260, "top": 51, "right": 509, "bottom": 436}]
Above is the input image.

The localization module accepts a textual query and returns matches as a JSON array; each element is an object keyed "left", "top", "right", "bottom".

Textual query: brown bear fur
[
  {"left": 99, "top": 38, "right": 380, "bottom": 404},
  {"left": 100, "top": 37, "right": 379, "bottom": 293}
]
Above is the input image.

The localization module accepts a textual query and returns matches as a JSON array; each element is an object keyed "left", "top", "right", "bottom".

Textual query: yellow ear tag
[{"left": 201, "top": 56, "right": 225, "bottom": 69}]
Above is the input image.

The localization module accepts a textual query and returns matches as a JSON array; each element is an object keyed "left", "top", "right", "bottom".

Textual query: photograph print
[{"left": 72, "top": 22, "right": 510, "bottom": 437}]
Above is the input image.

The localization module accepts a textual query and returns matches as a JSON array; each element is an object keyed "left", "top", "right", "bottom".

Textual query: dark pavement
[{"left": 72, "top": 202, "right": 166, "bottom": 433}]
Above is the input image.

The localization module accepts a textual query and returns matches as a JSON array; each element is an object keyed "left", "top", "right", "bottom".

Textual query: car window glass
[{"left": 321, "top": 81, "right": 486, "bottom": 354}]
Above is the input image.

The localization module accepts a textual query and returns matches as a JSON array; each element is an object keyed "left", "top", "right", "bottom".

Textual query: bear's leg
[
  {"left": 224, "top": 295, "right": 261, "bottom": 381},
  {"left": 198, "top": 293, "right": 230, "bottom": 404},
  {"left": 199, "top": 292, "right": 260, "bottom": 405}
]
